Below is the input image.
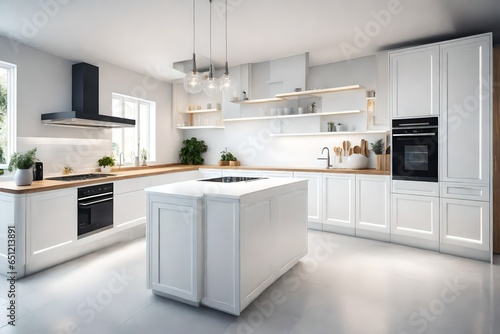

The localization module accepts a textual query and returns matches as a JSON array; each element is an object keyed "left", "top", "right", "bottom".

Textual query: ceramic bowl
[{"left": 345, "top": 154, "right": 368, "bottom": 169}]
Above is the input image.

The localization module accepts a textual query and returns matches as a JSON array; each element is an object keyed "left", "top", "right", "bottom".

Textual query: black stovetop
[
  {"left": 198, "top": 176, "right": 266, "bottom": 183},
  {"left": 46, "top": 173, "right": 116, "bottom": 181}
]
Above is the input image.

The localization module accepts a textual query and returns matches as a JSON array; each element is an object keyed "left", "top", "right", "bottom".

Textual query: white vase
[
  {"left": 14, "top": 168, "right": 33, "bottom": 186},
  {"left": 100, "top": 166, "right": 112, "bottom": 173}
]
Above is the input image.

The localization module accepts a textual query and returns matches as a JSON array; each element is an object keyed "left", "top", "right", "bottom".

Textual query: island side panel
[
  {"left": 0, "top": 193, "right": 26, "bottom": 278},
  {"left": 275, "top": 188, "right": 308, "bottom": 276},
  {"left": 240, "top": 199, "right": 275, "bottom": 310},
  {"left": 203, "top": 198, "right": 241, "bottom": 315}
]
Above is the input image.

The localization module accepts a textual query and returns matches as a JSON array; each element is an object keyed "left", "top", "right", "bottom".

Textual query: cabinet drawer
[
  {"left": 392, "top": 180, "right": 439, "bottom": 196},
  {"left": 114, "top": 177, "right": 149, "bottom": 194},
  {"left": 440, "top": 183, "right": 489, "bottom": 201}
]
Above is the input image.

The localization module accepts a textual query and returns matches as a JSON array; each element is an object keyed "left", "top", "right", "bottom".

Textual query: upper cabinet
[
  {"left": 389, "top": 45, "right": 440, "bottom": 118},
  {"left": 440, "top": 35, "right": 491, "bottom": 184}
]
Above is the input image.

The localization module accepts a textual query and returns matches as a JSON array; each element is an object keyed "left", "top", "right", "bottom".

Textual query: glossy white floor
[{"left": 1, "top": 231, "right": 499, "bottom": 334}]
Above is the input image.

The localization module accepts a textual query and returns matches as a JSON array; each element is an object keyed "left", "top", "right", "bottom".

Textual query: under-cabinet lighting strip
[{"left": 33, "top": 240, "right": 73, "bottom": 255}]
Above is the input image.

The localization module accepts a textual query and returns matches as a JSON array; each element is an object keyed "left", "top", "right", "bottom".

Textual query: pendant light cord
[
  {"left": 193, "top": 0, "right": 195, "bottom": 55},
  {"left": 225, "top": 0, "right": 228, "bottom": 65},
  {"left": 192, "top": 0, "right": 197, "bottom": 73},
  {"left": 209, "top": 0, "right": 213, "bottom": 78}
]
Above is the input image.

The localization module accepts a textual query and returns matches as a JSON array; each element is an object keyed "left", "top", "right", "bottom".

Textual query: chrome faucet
[
  {"left": 318, "top": 147, "right": 332, "bottom": 169},
  {"left": 118, "top": 152, "right": 125, "bottom": 168}
]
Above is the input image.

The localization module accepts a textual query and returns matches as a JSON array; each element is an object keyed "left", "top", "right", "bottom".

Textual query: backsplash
[{"left": 17, "top": 136, "right": 113, "bottom": 175}]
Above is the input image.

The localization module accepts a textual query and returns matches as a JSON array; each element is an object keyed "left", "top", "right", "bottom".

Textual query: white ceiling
[{"left": 0, "top": 0, "right": 499, "bottom": 81}]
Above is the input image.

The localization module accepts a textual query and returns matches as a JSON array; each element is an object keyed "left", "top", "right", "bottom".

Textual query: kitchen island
[{"left": 145, "top": 177, "right": 308, "bottom": 315}]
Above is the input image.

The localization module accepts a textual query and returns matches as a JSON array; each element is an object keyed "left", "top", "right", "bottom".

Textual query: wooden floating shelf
[
  {"left": 224, "top": 110, "right": 363, "bottom": 123},
  {"left": 231, "top": 97, "right": 284, "bottom": 104},
  {"left": 176, "top": 126, "right": 225, "bottom": 130},
  {"left": 269, "top": 130, "right": 389, "bottom": 137},
  {"left": 275, "top": 85, "right": 365, "bottom": 99},
  {"left": 179, "top": 109, "right": 221, "bottom": 114}
]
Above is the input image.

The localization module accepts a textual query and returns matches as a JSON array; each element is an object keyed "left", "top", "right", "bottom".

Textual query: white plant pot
[
  {"left": 100, "top": 166, "right": 112, "bottom": 173},
  {"left": 14, "top": 168, "right": 33, "bottom": 186}
]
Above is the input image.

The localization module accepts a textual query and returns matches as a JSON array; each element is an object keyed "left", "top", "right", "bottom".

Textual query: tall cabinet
[
  {"left": 389, "top": 33, "right": 492, "bottom": 262},
  {"left": 439, "top": 35, "right": 492, "bottom": 261}
]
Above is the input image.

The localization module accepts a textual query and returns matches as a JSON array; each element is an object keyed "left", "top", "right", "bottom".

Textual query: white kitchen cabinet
[
  {"left": 147, "top": 194, "right": 203, "bottom": 305},
  {"left": 114, "top": 177, "right": 149, "bottom": 229},
  {"left": 222, "top": 169, "right": 262, "bottom": 177},
  {"left": 294, "top": 172, "right": 322, "bottom": 230},
  {"left": 440, "top": 198, "right": 490, "bottom": 261},
  {"left": 26, "top": 189, "right": 77, "bottom": 272},
  {"left": 322, "top": 174, "right": 355, "bottom": 236},
  {"left": 389, "top": 45, "right": 440, "bottom": 118},
  {"left": 440, "top": 35, "right": 491, "bottom": 185},
  {"left": 261, "top": 170, "right": 293, "bottom": 178},
  {"left": 198, "top": 168, "right": 223, "bottom": 179},
  {"left": 355, "top": 175, "right": 390, "bottom": 241},
  {"left": 149, "top": 170, "right": 199, "bottom": 187},
  {"left": 391, "top": 193, "right": 440, "bottom": 251},
  {"left": 0, "top": 193, "right": 26, "bottom": 277}
]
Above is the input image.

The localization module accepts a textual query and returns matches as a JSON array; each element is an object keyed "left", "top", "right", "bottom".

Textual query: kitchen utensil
[
  {"left": 349, "top": 148, "right": 353, "bottom": 156},
  {"left": 342, "top": 141, "right": 347, "bottom": 155},
  {"left": 353, "top": 146, "right": 361, "bottom": 154},
  {"left": 345, "top": 141, "right": 351, "bottom": 155},
  {"left": 360, "top": 140, "right": 366, "bottom": 157},
  {"left": 386, "top": 145, "right": 391, "bottom": 154},
  {"left": 364, "top": 141, "right": 370, "bottom": 157}
]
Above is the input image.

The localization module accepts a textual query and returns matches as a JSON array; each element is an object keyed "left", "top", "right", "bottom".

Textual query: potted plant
[
  {"left": 370, "top": 139, "right": 388, "bottom": 170},
  {"left": 98, "top": 155, "right": 115, "bottom": 173},
  {"left": 327, "top": 122, "right": 336, "bottom": 132},
  {"left": 179, "top": 137, "right": 208, "bottom": 165},
  {"left": 219, "top": 149, "right": 229, "bottom": 166},
  {"left": 141, "top": 148, "right": 148, "bottom": 166},
  {"left": 8, "top": 148, "right": 37, "bottom": 186},
  {"left": 226, "top": 152, "right": 240, "bottom": 166}
]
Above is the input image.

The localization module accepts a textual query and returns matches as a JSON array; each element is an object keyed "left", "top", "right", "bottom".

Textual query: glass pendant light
[
  {"left": 219, "top": 0, "right": 238, "bottom": 96},
  {"left": 184, "top": 0, "right": 204, "bottom": 94},
  {"left": 203, "top": 0, "right": 220, "bottom": 97}
]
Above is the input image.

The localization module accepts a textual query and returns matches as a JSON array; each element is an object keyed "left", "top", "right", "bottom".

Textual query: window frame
[
  {"left": 0, "top": 60, "right": 17, "bottom": 169},
  {"left": 111, "top": 93, "right": 156, "bottom": 165}
]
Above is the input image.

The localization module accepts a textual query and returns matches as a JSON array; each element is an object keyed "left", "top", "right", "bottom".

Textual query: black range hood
[{"left": 41, "top": 63, "right": 135, "bottom": 128}]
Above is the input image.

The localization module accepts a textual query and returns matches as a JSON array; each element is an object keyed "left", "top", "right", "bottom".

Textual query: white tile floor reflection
[{"left": 1, "top": 231, "right": 499, "bottom": 334}]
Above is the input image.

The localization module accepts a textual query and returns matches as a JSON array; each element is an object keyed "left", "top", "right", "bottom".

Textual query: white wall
[
  {"left": 180, "top": 55, "right": 389, "bottom": 169},
  {"left": 0, "top": 35, "right": 176, "bottom": 175}
]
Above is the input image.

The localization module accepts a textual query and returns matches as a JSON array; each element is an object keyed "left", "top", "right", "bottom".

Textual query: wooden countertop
[{"left": 0, "top": 164, "right": 389, "bottom": 194}]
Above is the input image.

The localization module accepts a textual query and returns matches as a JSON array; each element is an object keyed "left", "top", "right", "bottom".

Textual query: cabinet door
[
  {"left": 149, "top": 199, "right": 202, "bottom": 304},
  {"left": 391, "top": 193, "right": 439, "bottom": 250},
  {"left": 390, "top": 45, "right": 439, "bottom": 118},
  {"left": 322, "top": 174, "right": 355, "bottom": 236},
  {"left": 114, "top": 178, "right": 149, "bottom": 228},
  {"left": 355, "top": 175, "right": 390, "bottom": 240},
  {"left": 294, "top": 172, "right": 322, "bottom": 228},
  {"left": 441, "top": 35, "right": 491, "bottom": 184},
  {"left": 27, "top": 189, "right": 77, "bottom": 260},
  {"left": 441, "top": 198, "right": 490, "bottom": 253}
]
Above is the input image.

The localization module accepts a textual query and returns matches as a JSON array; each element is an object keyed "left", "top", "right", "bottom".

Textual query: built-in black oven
[
  {"left": 78, "top": 183, "right": 113, "bottom": 238},
  {"left": 392, "top": 117, "right": 438, "bottom": 182}
]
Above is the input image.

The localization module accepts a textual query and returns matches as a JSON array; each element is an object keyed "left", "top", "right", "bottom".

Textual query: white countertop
[{"left": 145, "top": 177, "right": 307, "bottom": 200}]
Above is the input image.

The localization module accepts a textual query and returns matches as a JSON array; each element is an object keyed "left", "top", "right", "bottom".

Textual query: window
[
  {"left": 0, "top": 61, "right": 16, "bottom": 168},
  {"left": 112, "top": 93, "right": 156, "bottom": 164}
]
